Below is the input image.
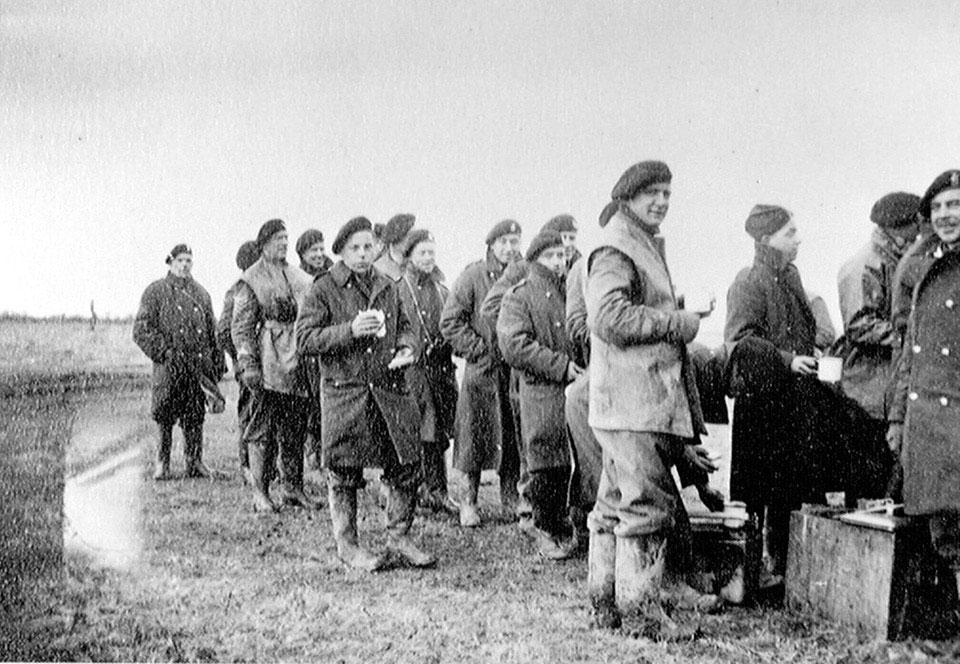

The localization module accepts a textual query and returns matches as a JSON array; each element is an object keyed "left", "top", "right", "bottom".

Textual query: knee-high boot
[
  {"left": 420, "top": 442, "right": 457, "bottom": 515},
  {"left": 328, "top": 485, "right": 384, "bottom": 572},
  {"left": 459, "top": 471, "right": 481, "bottom": 528},
  {"left": 588, "top": 532, "right": 621, "bottom": 629},
  {"left": 154, "top": 423, "right": 173, "bottom": 481},
  {"left": 248, "top": 443, "right": 278, "bottom": 513},
  {"left": 184, "top": 422, "right": 212, "bottom": 478},
  {"left": 615, "top": 532, "right": 667, "bottom": 616},
  {"left": 384, "top": 482, "right": 436, "bottom": 568}
]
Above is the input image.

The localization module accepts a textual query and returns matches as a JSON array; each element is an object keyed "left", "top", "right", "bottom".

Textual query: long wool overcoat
[
  {"left": 890, "top": 245, "right": 960, "bottom": 515},
  {"left": 497, "top": 263, "right": 575, "bottom": 471},
  {"left": 440, "top": 250, "right": 511, "bottom": 473},
  {"left": 295, "top": 262, "right": 421, "bottom": 469}
]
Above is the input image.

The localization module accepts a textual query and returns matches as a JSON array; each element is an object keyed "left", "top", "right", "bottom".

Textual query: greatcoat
[
  {"left": 498, "top": 263, "right": 574, "bottom": 471},
  {"left": 890, "top": 245, "right": 960, "bottom": 515},
  {"left": 295, "top": 262, "right": 421, "bottom": 468}
]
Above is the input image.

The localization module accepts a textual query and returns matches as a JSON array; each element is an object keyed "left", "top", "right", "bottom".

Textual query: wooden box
[
  {"left": 785, "top": 509, "right": 958, "bottom": 640},
  {"left": 688, "top": 502, "right": 761, "bottom": 605}
]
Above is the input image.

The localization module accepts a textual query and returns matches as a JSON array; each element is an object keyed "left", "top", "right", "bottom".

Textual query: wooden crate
[{"left": 785, "top": 510, "right": 958, "bottom": 640}]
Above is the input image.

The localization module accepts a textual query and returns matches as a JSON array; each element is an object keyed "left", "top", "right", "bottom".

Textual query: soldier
[
  {"left": 296, "top": 216, "right": 435, "bottom": 571},
  {"left": 541, "top": 213, "right": 581, "bottom": 270},
  {"left": 134, "top": 244, "right": 224, "bottom": 480},
  {"left": 888, "top": 170, "right": 960, "bottom": 600},
  {"left": 374, "top": 213, "right": 416, "bottom": 281},
  {"left": 498, "top": 230, "right": 584, "bottom": 559},
  {"left": 217, "top": 240, "right": 261, "bottom": 482},
  {"left": 232, "top": 219, "right": 320, "bottom": 512},
  {"left": 440, "top": 219, "right": 522, "bottom": 527},
  {"left": 297, "top": 228, "right": 334, "bottom": 278}
]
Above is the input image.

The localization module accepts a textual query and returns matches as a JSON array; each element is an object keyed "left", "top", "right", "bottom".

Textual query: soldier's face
[
  {"left": 560, "top": 231, "right": 578, "bottom": 258},
  {"left": 491, "top": 234, "right": 521, "bottom": 265},
  {"left": 341, "top": 231, "right": 376, "bottom": 274},
  {"left": 409, "top": 241, "right": 437, "bottom": 274},
  {"left": 763, "top": 217, "right": 801, "bottom": 262},
  {"left": 302, "top": 242, "right": 326, "bottom": 269},
  {"left": 536, "top": 246, "right": 567, "bottom": 277},
  {"left": 626, "top": 182, "right": 671, "bottom": 229},
  {"left": 931, "top": 189, "right": 960, "bottom": 246},
  {"left": 169, "top": 253, "right": 192, "bottom": 278}
]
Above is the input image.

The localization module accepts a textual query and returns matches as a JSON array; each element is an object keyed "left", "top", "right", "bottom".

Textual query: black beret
[
  {"left": 745, "top": 204, "right": 791, "bottom": 241},
  {"left": 235, "top": 241, "right": 260, "bottom": 271},
  {"left": 403, "top": 228, "right": 435, "bottom": 259},
  {"left": 541, "top": 214, "right": 577, "bottom": 234},
  {"left": 870, "top": 192, "right": 920, "bottom": 229},
  {"left": 256, "top": 219, "right": 286, "bottom": 248},
  {"left": 383, "top": 213, "right": 416, "bottom": 245},
  {"left": 525, "top": 230, "right": 564, "bottom": 263},
  {"left": 295, "top": 229, "right": 325, "bottom": 258},
  {"left": 485, "top": 219, "right": 522, "bottom": 245},
  {"left": 165, "top": 243, "right": 192, "bottom": 265},
  {"left": 611, "top": 161, "right": 672, "bottom": 201},
  {"left": 599, "top": 201, "right": 619, "bottom": 228},
  {"left": 919, "top": 170, "right": 960, "bottom": 219},
  {"left": 332, "top": 216, "right": 373, "bottom": 255}
]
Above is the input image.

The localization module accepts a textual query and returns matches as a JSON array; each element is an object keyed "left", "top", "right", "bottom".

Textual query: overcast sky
[{"left": 3, "top": 0, "right": 959, "bottom": 343}]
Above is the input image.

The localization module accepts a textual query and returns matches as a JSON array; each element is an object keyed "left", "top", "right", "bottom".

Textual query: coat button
[
  {"left": 913, "top": 345, "right": 921, "bottom": 354},
  {"left": 909, "top": 392, "right": 918, "bottom": 400},
  {"left": 941, "top": 396, "right": 949, "bottom": 407},
  {"left": 947, "top": 299, "right": 955, "bottom": 309},
  {"left": 943, "top": 347, "right": 951, "bottom": 356},
  {"left": 366, "top": 348, "right": 372, "bottom": 354}
]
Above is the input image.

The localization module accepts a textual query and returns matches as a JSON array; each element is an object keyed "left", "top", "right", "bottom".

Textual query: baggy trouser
[
  {"left": 183, "top": 420, "right": 209, "bottom": 477},
  {"left": 242, "top": 388, "right": 309, "bottom": 501},
  {"left": 154, "top": 423, "right": 173, "bottom": 480}
]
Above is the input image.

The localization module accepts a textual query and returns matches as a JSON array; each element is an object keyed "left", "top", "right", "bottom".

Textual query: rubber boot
[
  {"left": 588, "top": 532, "right": 621, "bottom": 629},
  {"left": 153, "top": 424, "right": 173, "bottom": 480},
  {"left": 279, "top": 483, "right": 322, "bottom": 510},
  {"left": 615, "top": 533, "right": 671, "bottom": 636},
  {"left": 459, "top": 472, "right": 481, "bottom": 528},
  {"left": 385, "top": 483, "right": 437, "bottom": 568},
  {"left": 328, "top": 485, "right": 385, "bottom": 572},
  {"left": 184, "top": 422, "right": 213, "bottom": 478},
  {"left": 248, "top": 444, "right": 278, "bottom": 513},
  {"left": 420, "top": 442, "right": 458, "bottom": 515}
]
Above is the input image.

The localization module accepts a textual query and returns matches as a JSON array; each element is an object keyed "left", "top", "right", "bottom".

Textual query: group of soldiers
[{"left": 133, "top": 160, "right": 960, "bottom": 634}]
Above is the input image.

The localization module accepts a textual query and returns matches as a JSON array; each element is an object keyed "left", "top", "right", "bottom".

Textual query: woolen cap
[
  {"left": 870, "top": 192, "right": 920, "bottom": 229},
  {"left": 383, "top": 213, "right": 416, "bottom": 245},
  {"left": 485, "top": 219, "right": 522, "bottom": 245},
  {"left": 611, "top": 161, "right": 672, "bottom": 201},
  {"left": 235, "top": 241, "right": 260, "bottom": 271},
  {"left": 332, "top": 216, "right": 373, "bottom": 255},
  {"left": 541, "top": 214, "right": 577, "bottom": 233},
  {"left": 919, "top": 170, "right": 960, "bottom": 220},
  {"left": 165, "top": 243, "right": 192, "bottom": 265},
  {"left": 295, "top": 229, "right": 325, "bottom": 258},
  {"left": 255, "top": 219, "right": 286, "bottom": 248},
  {"left": 402, "top": 228, "right": 435, "bottom": 259},
  {"left": 745, "top": 204, "right": 791, "bottom": 240},
  {"left": 525, "top": 230, "right": 564, "bottom": 263}
]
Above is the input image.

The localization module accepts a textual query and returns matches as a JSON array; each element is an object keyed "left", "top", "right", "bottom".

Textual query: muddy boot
[
  {"left": 459, "top": 472, "right": 481, "bottom": 528},
  {"left": 279, "top": 483, "right": 322, "bottom": 510},
  {"left": 588, "top": 532, "right": 621, "bottom": 629},
  {"left": 328, "top": 485, "right": 385, "bottom": 572},
  {"left": 385, "top": 483, "right": 437, "bottom": 568},
  {"left": 184, "top": 423, "right": 213, "bottom": 478},
  {"left": 615, "top": 532, "right": 667, "bottom": 620},
  {"left": 153, "top": 424, "right": 173, "bottom": 480},
  {"left": 660, "top": 578, "right": 723, "bottom": 614},
  {"left": 248, "top": 444, "right": 278, "bottom": 513},
  {"left": 421, "top": 442, "right": 458, "bottom": 515}
]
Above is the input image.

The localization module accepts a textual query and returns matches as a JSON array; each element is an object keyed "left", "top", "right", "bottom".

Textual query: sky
[{"left": 3, "top": 0, "right": 959, "bottom": 345}]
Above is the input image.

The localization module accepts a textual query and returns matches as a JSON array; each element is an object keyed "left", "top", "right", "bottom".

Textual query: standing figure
[
  {"left": 541, "top": 213, "right": 581, "bottom": 270},
  {"left": 397, "top": 229, "right": 459, "bottom": 515},
  {"left": 585, "top": 162, "right": 718, "bottom": 631},
  {"left": 498, "top": 230, "right": 583, "bottom": 559},
  {"left": 374, "top": 213, "right": 416, "bottom": 281},
  {"left": 134, "top": 244, "right": 224, "bottom": 480},
  {"left": 217, "top": 240, "right": 261, "bottom": 483},
  {"left": 296, "top": 216, "right": 435, "bottom": 571},
  {"left": 888, "top": 170, "right": 960, "bottom": 599},
  {"left": 232, "top": 219, "right": 319, "bottom": 512},
  {"left": 440, "top": 219, "right": 523, "bottom": 528}
]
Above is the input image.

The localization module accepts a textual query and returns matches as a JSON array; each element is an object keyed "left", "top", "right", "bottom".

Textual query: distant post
[{"left": 89, "top": 300, "right": 98, "bottom": 330}]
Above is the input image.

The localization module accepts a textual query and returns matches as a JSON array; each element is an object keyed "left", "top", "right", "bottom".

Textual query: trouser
[
  {"left": 237, "top": 381, "right": 253, "bottom": 468},
  {"left": 499, "top": 369, "right": 523, "bottom": 505},
  {"left": 526, "top": 466, "right": 573, "bottom": 538},
  {"left": 930, "top": 510, "right": 960, "bottom": 571},
  {"left": 422, "top": 439, "right": 449, "bottom": 494},
  {"left": 156, "top": 414, "right": 205, "bottom": 463},
  {"left": 241, "top": 388, "right": 308, "bottom": 491}
]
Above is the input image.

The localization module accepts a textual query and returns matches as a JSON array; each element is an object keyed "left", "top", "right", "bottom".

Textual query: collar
[
  {"left": 529, "top": 261, "right": 565, "bottom": 291},
  {"left": 754, "top": 242, "right": 792, "bottom": 272},
  {"left": 485, "top": 249, "right": 508, "bottom": 278}
]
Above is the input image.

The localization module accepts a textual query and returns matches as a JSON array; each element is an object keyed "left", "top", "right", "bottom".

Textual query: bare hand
[
  {"left": 387, "top": 347, "right": 415, "bottom": 370},
  {"left": 683, "top": 445, "right": 719, "bottom": 473},
  {"left": 791, "top": 355, "right": 818, "bottom": 375},
  {"left": 566, "top": 362, "right": 585, "bottom": 381},
  {"left": 351, "top": 310, "right": 383, "bottom": 338},
  {"left": 886, "top": 423, "right": 903, "bottom": 454}
]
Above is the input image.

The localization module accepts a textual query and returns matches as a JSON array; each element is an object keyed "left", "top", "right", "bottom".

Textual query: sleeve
[
  {"left": 887, "top": 314, "right": 914, "bottom": 424},
  {"left": 204, "top": 292, "right": 226, "bottom": 379},
  {"left": 394, "top": 286, "right": 416, "bottom": 352},
  {"left": 724, "top": 270, "right": 792, "bottom": 365},
  {"left": 132, "top": 284, "right": 167, "bottom": 364},
  {"left": 844, "top": 264, "right": 899, "bottom": 348},
  {"left": 480, "top": 260, "right": 528, "bottom": 329},
  {"left": 231, "top": 282, "right": 262, "bottom": 375},
  {"left": 295, "top": 282, "right": 356, "bottom": 357},
  {"left": 497, "top": 288, "right": 569, "bottom": 383},
  {"left": 217, "top": 285, "right": 237, "bottom": 363},
  {"left": 586, "top": 247, "right": 697, "bottom": 348},
  {"left": 808, "top": 293, "right": 837, "bottom": 350},
  {"left": 565, "top": 260, "right": 590, "bottom": 355},
  {"left": 440, "top": 269, "right": 487, "bottom": 362}
]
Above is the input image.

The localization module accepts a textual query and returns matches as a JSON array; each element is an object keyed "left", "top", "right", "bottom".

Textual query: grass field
[{"left": 2, "top": 320, "right": 960, "bottom": 662}]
